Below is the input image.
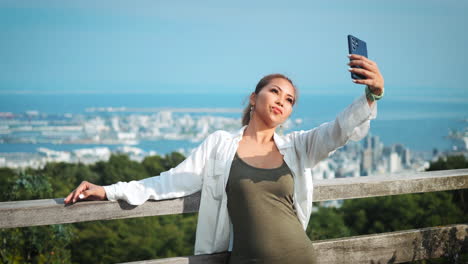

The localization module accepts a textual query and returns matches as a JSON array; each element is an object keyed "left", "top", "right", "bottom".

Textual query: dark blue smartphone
[{"left": 347, "top": 35, "right": 368, "bottom": 80}]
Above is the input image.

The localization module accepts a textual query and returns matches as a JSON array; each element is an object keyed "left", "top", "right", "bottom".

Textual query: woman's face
[{"left": 250, "top": 78, "right": 296, "bottom": 128}]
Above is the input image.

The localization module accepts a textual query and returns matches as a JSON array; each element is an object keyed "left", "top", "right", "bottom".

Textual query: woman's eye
[
  {"left": 288, "top": 98, "right": 293, "bottom": 104},
  {"left": 271, "top": 89, "right": 278, "bottom": 93}
]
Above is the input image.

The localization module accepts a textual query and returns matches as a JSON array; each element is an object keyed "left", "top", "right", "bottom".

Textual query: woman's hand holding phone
[{"left": 348, "top": 54, "right": 384, "bottom": 97}]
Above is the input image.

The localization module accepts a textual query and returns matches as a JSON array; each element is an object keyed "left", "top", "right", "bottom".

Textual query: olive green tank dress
[{"left": 225, "top": 152, "right": 317, "bottom": 264}]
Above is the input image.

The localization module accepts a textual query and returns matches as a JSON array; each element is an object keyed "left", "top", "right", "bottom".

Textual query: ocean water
[{"left": 0, "top": 93, "right": 467, "bottom": 155}]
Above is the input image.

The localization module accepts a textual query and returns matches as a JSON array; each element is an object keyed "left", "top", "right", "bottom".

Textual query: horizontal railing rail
[
  {"left": 1, "top": 168, "right": 467, "bottom": 263},
  {"left": 1, "top": 168, "right": 467, "bottom": 229},
  {"left": 120, "top": 224, "right": 468, "bottom": 264}
]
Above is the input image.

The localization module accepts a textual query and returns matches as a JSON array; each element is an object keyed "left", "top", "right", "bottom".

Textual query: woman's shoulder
[
  {"left": 209, "top": 129, "right": 231, "bottom": 137},
  {"left": 280, "top": 128, "right": 319, "bottom": 147},
  {"left": 205, "top": 129, "right": 234, "bottom": 142}
]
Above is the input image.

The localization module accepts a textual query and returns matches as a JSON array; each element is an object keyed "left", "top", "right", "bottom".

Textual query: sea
[{"left": 0, "top": 93, "right": 467, "bottom": 158}]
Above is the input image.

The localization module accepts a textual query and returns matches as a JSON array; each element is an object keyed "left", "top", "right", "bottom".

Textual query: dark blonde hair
[{"left": 241, "top": 73, "right": 298, "bottom": 126}]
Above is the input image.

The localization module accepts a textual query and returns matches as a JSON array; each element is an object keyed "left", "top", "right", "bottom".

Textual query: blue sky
[{"left": 1, "top": 0, "right": 467, "bottom": 98}]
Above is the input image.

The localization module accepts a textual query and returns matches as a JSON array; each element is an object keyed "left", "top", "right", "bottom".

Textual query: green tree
[
  {"left": 0, "top": 167, "right": 18, "bottom": 202},
  {"left": 35, "top": 162, "right": 100, "bottom": 199},
  {"left": 68, "top": 213, "right": 198, "bottom": 263},
  {"left": 162, "top": 152, "right": 186, "bottom": 169},
  {"left": 427, "top": 154, "right": 468, "bottom": 216},
  {"left": 307, "top": 204, "right": 351, "bottom": 240},
  {"left": 0, "top": 152, "right": 198, "bottom": 263},
  {"left": 2, "top": 152, "right": 467, "bottom": 263},
  {"left": 0, "top": 172, "right": 73, "bottom": 264},
  {"left": 427, "top": 155, "right": 468, "bottom": 171},
  {"left": 142, "top": 155, "right": 166, "bottom": 176},
  {"left": 340, "top": 191, "right": 464, "bottom": 236},
  {"left": 91, "top": 154, "right": 149, "bottom": 185}
]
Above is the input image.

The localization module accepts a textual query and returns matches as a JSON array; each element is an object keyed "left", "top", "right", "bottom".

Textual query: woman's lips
[{"left": 272, "top": 106, "right": 282, "bottom": 114}]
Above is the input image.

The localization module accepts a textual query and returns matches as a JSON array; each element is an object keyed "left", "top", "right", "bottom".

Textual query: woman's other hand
[
  {"left": 347, "top": 54, "right": 385, "bottom": 96},
  {"left": 64, "top": 181, "right": 107, "bottom": 205}
]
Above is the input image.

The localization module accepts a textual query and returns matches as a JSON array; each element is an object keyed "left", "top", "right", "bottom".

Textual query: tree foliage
[
  {"left": 307, "top": 154, "right": 468, "bottom": 263},
  {"left": 0, "top": 171, "right": 73, "bottom": 264},
  {"left": 0, "top": 154, "right": 466, "bottom": 263},
  {"left": 427, "top": 155, "right": 468, "bottom": 215}
]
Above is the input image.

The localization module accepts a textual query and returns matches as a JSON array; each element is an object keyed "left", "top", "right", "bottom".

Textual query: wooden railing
[{"left": 1, "top": 168, "right": 467, "bottom": 263}]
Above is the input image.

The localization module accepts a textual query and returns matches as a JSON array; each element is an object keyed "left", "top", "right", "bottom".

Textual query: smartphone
[{"left": 347, "top": 35, "right": 368, "bottom": 80}]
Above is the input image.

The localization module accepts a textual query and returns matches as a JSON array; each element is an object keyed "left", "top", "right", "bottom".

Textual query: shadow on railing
[{"left": 1, "top": 168, "right": 468, "bottom": 264}]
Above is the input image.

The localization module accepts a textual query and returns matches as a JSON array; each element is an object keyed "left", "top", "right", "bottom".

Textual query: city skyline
[
  {"left": 0, "top": 108, "right": 429, "bottom": 177},
  {"left": 1, "top": 107, "right": 464, "bottom": 170}
]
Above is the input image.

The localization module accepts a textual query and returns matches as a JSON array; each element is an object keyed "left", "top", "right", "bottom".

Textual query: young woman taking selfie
[{"left": 65, "top": 54, "right": 384, "bottom": 263}]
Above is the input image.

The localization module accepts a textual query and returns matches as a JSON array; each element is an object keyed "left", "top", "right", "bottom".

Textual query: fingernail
[
  {"left": 347, "top": 54, "right": 351, "bottom": 58},
  {"left": 352, "top": 79, "right": 357, "bottom": 82},
  {"left": 348, "top": 68, "right": 353, "bottom": 71},
  {"left": 79, "top": 194, "right": 84, "bottom": 199}
]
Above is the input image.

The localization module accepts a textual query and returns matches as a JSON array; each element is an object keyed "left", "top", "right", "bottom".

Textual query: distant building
[
  {"left": 389, "top": 152, "right": 402, "bottom": 173},
  {"left": 360, "top": 148, "right": 373, "bottom": 176},
  {"left": 360, "top": 133, "right": 384, "bottom": 175},
  {"left": 371, "top": 135, "right": 384, "bottom": 170},
  {"left": 393, "top": 144, "right": 410, "bottom": 168},
  {"left": 311, "top": 160, "right": 335, "bottom": 180}
]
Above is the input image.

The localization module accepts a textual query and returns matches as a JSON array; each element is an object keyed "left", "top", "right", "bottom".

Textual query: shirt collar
[{"left": 234, "top": 125, "right": 292, "bottom": 149}]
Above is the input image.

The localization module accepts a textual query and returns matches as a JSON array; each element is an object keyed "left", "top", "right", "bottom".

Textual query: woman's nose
[{"left": 276, "top": 99, "right": 283, "bottom": 107}]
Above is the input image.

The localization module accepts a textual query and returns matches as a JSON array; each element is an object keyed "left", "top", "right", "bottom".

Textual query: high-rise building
[
  {"left": 389, "top": 152, "right": 402, "bottom": 173},
  {"left": 393, "top": 144, "right": 411, "bottom": 168},
  {"left": 371, "top": 135, "right": 384, "bottom": 170},
  {"left": 360, "top": 148, "right": 373, "bottom": 176}
]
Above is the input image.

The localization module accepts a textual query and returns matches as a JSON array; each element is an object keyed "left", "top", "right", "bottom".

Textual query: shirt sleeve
[
  {"left": 291, "top": 94, "right": 377, "bottom": 166},
  {"left": 103, "top": 131, "right": 218, "bottom": 205}
]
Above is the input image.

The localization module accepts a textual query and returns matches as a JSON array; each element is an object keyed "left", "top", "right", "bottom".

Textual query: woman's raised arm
[{"left": 290, "top": 56, "right": 384, "bottom": 167}]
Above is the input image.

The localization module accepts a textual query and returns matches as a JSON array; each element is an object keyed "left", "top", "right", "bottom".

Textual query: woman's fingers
[
  {"left": 64, "top": 182, "right": 106, "bottom": 204},
  {"left": 65, "top": 181, "right": 90, "bottom": 204},
  {"left": 72, "top": 182, "right": 88, "bottom": 203},
  {"left": 81, "top": 186, "right": 106, "bottom": 201},
  {"left": 348, "top": 54, "right": 379, "bottom": 73},
  {"left": 348, "top": 59, "right": 376, "bottom": 73},
  {"left": 348, "top": 54, "right": 376, "bottom": 66},
  {"left": 64, "top": 188, "right": 79, "bottom": 204},
  {"left": 64, "top": 191, "right": 74, "bottom": 204},
  {"left": 352, "top": 77, "right": 376, "bottom": 86},
  {"left": 348, "top": 54, "right": 384, "bottom": 94},
  {"left": 348, "top": 67, "right": 376, "bottom": 79},
  {"left": 80, "top": 190, "right": 93, "bottom": 200}
]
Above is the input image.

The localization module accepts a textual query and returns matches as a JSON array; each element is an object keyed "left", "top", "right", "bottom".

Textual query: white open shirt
[{"left": 104, "top": 94, "right": 377, "bottom": 255}]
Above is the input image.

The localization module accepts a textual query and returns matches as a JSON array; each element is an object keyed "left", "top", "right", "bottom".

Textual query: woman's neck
[{"left": 243, "top": 121, "right": 276, "bottom": 145}]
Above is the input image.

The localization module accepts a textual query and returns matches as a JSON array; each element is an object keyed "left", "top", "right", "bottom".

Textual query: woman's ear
[{"left": 249, "top": 92, "right": 256, "bottom": 106}]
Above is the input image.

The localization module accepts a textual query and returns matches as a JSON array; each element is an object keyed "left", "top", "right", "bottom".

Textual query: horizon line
[{"left": 1, "top": 90, "right": 468, "bottom": 104}]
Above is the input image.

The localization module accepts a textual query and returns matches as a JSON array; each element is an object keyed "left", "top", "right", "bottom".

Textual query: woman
[{"left": 65, "top": 54, "right": 384, "bottom": 263}]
